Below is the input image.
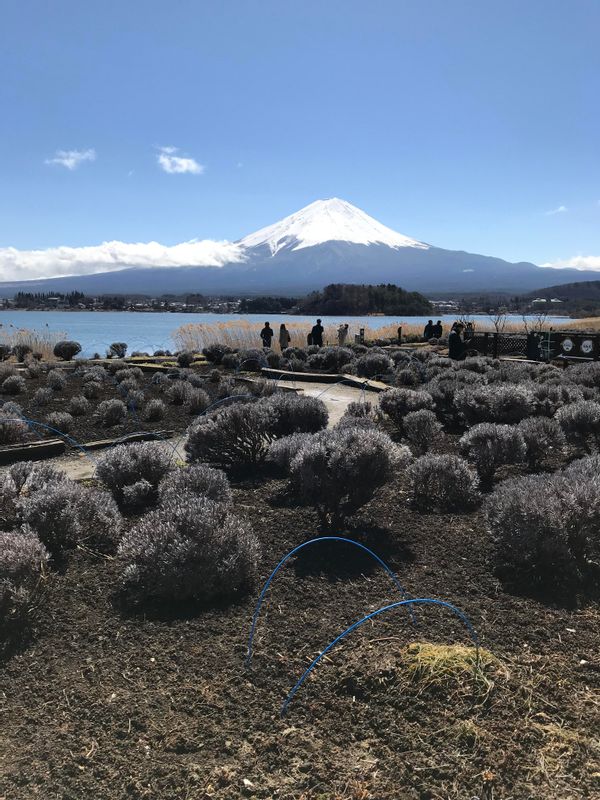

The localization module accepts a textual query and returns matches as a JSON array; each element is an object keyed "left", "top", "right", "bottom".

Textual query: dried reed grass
[{"left": 0, "top": 325, "right": 66, "bottom": 361}]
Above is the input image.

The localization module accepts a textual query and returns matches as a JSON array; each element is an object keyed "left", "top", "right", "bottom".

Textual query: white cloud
[
  {"left": 157, "top": 146, "right": 204, "bottom": 175},
  {"left": 0, "top": 239, "right": 245, "bottom": 282},
  {"left": 541, "top": 255, "right": 600, "bottom": 271},
  {"left": 45, "top": 149, "right": 96, "bottom": 170},
  {"left": 545, "top": 204, "right": 568, "bottom": 216}
]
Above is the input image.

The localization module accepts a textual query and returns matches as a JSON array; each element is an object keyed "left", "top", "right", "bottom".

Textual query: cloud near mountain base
[
  {"left": 541, "top": 255, "right": 600, "bottom": 271},
  {"left": 0, "top": 239, "right": 245, "bottom": 283}
]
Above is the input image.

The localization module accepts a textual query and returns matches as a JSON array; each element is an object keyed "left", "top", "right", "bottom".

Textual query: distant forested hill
[
  {"left": 298, "top": 283, "right": 432, "bottom": 315},
  {"left": 527, "top": 280, "right": 600, "bottom": 316}
]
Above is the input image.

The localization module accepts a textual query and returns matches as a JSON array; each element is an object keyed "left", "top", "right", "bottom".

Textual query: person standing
[
  {"left": 432, "top": 320, "right": 443, "bottom": 338},
  {"left": 260, "top": 321, "right": 274, "bottom": 349},
  {"left": 311, "top": 318, "right": 324, "bottom": 347},
  {"left": 337, "top": 323, "right": 349, "bottom": 346},
  {"left": 448, "top": 322, "right": 466, "bottom": 360},
  {"left": 279, "top": 323, "right": 291, "bottom": 351},
  {"left": 423, "top": 320, "right": 434, "bottom": 340}
]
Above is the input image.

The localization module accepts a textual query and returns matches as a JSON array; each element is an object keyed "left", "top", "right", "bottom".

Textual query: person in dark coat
[
  {"left": 432, "top": 320, "right": 443, "bottom": 338},
  {"left": 311, "top": 319, "right": 324, "bottom": 347},
  {"left": 260, "top": 322, "right": 274, "bottom": 349},
  {"left": 423, "top": 320, "right": 434, "bottom": 340},
  {"left": 448, "top": 322, "right": 466, "bottom": 360}
]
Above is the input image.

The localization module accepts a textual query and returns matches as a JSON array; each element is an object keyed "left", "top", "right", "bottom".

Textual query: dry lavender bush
[
  {"left": 185, "top": 394, "right": 328, "bottom": 469},
  {"left": 486, "top": 464, "right": 600, "bottom": 599},
  {"left": 460, "top": 423, "right": 526, "bottom": 486},
  {"left": 407, "top": 454, "right": 480, "bottom": 512},
  {"left": 0, "top": 463, "right": 121, "bottom": 556},
  {"left": 96, "top": 442, "right": 173, "bottom": 510},
  {"left": 290, "top": 426, "right": 411, "bottom": 529},
  {"left": 0, "top": 529, "right": 49, "bottom": 647},
  {"left": 118, "top": 496, "right": 260, "bottom": 604}
]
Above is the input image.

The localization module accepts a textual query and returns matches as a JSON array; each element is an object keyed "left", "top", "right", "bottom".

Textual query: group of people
[
  {"left": 423, "top": 320, "right": 444, "bottom": 340},
  {"left": 259, "top": 319, "right": 351, "bottom": 350}
]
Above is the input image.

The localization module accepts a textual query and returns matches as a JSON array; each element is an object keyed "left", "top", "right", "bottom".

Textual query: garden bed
[
  {"left": 2, "top": 350, "right": 600, "bottom": 799},
  {"left": 0, "top": 471, "right": 598, "bottom": 799}
]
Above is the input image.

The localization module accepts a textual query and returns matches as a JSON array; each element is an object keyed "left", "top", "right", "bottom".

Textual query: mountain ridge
[{"left": 0, "top": 198, "right": 590, "bottom": 296}]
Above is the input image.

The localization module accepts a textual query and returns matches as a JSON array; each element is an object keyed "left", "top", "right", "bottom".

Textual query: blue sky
[{"left": 0, "top": 0, "right": 599, "bottom": 279}]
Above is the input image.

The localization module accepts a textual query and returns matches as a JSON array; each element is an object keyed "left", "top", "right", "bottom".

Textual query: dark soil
[
  {"left": 0, "top": 364, "right": 225, "bottom": 447},
  {"left": 1, "top": 472, "right": 599, "bottom": 799}
]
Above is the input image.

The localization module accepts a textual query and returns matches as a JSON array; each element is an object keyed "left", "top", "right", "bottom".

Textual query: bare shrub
[
  {"left": 177, "top": 351, "right": 195, "bottom": 368},
  {"left": 403, "top": 409, "right": 443, "bottom": 455},
  {"left": 186, "top": 388, "right": 210, "bottom": 414},
  {"left": 202, "top": 343, "right": 233, "bottom": 364},
  {"left": 184, "top": 372, "right": 206, "bottom": 388},
  {"left": 96, "top": 399, "right": 127, "bottom": 426},
  {"left": 556, "top": 400, "right": 600, "bottom": 452},
  {"left": 109, "top": 342, "right": 127, "bottom": 358},
  {"left": 532, "top": 383, "right": 584, "bottom": 416},
  {"left": 221, "top": 352, "right": 240, "bottom": 370},
  {"left": 2, "top": 375, "right": 26, "bottom": 395},
  {"left": 517, "top": 417, "right": 566, "bottom": 470},
  {"left": 0, "top": 365, "right": 18, "bottom": 383},
  {"left": 460, "top": 423, "right": 526, "bottom": 485},
  {"left": 356, "top": 352, "right": 393, "bottom": 378},
  {"left": 407, "top": 454, "right": 480, "bottom": 512},
  {"left": 266, "top": 432, "right": 314, "bottom": 470},
  {"left": 118, "top": 497, "right": 260, "bottom": 603},
  {"left": 425, "top": 371, "right": 484, "bottom": 420},
  {"left": 379, "top": 388, "right": 435, "bottom": 432},
  {"left": 82, "top": 381, "right": 101, "bottom": 399},
  {"left": 151, "top": 371, "right": 170, "bottom": 387},
  {"left": 0, "top": 411, "right": 28, "bottom": 445},
  {"left": 485, "top": 472, "right": 600, "bottom": 598},
  {"left": 32, "top": 387, "right": 53, "bottom": 406},
  {"left": 53, "top": 341, "right": 82, "bottom": 361},
  {"left": 167, "top": 381, "right": 192, "bottom": 405},
  {"left": 47, "top": 370, "right": 66, "bottom": 392},
  {"left": 0, "top": 529, "right": 49, "bottom": 646},
  {"left": 12, "top": 344, "right": 32, "bottom": 363},
  {"left": 454, "top": 384, "right": 535, "bottom": 426},
  {"left": 395, "top": 367, "right": 422, "bottom": 387},
  {"left": 46, "top": 412, "right": 74, "bottom": 433},
  {"left": 144, "top": 398, "right": 166, "bottom": 422},
  {"left": 159, "top": 463, "right": 232, "bottom": 506},
  {"left": 290, "top": 426, "right": 411, "bottom": 528},
  {"left": 307, "top": 346, "right": 354, "bottom": 373},
  {"left": 26, "top": 362, "right": 43, "bottom": 379},
  {"left": 185, "top": 402, "right": 277, "bottom": 468},
  {"left": 265, "top": 393, "right": 328, "bottom": 437},
  {"left": 96, "top": 442, "right": 173, "bottom": 509},
  {"left": 19, "top": 482, "right": 121, "bottom": 555},
  {"left": 115, "top": 367, "right": 143, "bottom": 383},
  {"left": 82, "top": 367, "right": 107, "bottom": 383},
  {"left": 282, "top": 347, "right": 308, "bottom": 362}
]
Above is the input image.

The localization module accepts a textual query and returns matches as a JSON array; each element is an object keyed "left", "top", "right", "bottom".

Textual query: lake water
[{"left": 0, "top": 310, "right": 575, "bottom": 356}]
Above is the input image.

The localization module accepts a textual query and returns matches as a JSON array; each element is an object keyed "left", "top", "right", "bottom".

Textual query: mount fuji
[{"left": 0, "top": 198, "right": 583, "bottom": 296}]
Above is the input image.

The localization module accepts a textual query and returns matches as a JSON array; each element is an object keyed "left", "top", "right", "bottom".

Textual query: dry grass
[
  {"left": 174, "top": 320, "right": 397, "bottom": 350},
  {"left": 0, "top": 325, "right": 66, "bottom": 361},
  {"left": 401, "top": 642, "right": 501, "bottom": 692}
]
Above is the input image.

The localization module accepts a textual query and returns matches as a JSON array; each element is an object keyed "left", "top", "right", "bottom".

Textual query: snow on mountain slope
[{"left": 238, "top": 197, "right": 429, "bottom": 255}]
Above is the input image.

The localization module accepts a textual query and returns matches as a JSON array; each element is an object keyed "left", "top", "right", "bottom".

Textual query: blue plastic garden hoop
[
  {"left": 281, "top": 597, "right": 479, "bottom": 715},
  {"left": 246, "top": 536, "right": 412, "bottom": 667}
]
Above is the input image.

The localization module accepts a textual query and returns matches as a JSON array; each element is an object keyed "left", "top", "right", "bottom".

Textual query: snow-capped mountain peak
[{"left": 238, "top": 197, "right": 429, "bottom": 255}]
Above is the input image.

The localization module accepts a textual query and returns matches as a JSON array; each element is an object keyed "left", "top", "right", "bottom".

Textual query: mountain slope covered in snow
[
  {"left": 238, "top": 198, "right": 429, "bottom": 254},
  {"left": 0, "top": 198, "right": 587, "bottom": 296}
]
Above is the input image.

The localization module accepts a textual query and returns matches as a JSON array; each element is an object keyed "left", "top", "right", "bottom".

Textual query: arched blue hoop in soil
[
  {"left": 245, "top": 536, "right": 412, "bottom": 668},
  {"left": 281, "top": 597, "right": 479, "bottom": 716}
]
